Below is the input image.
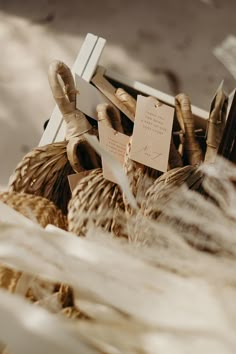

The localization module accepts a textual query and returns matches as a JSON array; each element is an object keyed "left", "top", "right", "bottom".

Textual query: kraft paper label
[
  {"left": 92, "top": 72, "right": 135, "bottom": 122},
  {"left": 98, "top": 123, "right": 130, "bottom": 183},
  {"left": 68, "top": 171, "right": 91, "bottom": 192},
  {"left": 130, "top": 95, "right": 174, "bottom": 172}
]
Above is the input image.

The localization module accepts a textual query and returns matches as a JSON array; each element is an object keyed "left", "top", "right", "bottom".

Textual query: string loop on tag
[{"left": 155, "top": 101, "right": 162, "bottom": 108}]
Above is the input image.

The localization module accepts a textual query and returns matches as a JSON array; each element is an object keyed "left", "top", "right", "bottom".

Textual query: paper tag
[
  {"left": 92, "top": 72, "right": 135, "bottom": 122},
  {"left": 130, "top": 95, "right": 174, "bottom": 172},
  {"left": 68, "top": 171, "right": 91, "bottom": 192},
  {"left": 75, "top": 74, "right": 112, "bottom": 120},
  {"left": 98, "top": 123, "right": 130, "bottom": 183}
]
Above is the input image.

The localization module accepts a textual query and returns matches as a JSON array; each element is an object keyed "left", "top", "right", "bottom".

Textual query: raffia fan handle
[
  {"left": 168, "top": 137, "right": 183, "bottom": 169},
  {"left": 205, "top": 88, "right": 227, "bottom": 163},
  {"left": 97, "top": 103, "right": 124, "bottom": 133},
  {"left": 67, "top": 137, "right": 101, "bottom": 173},
  {"left": 48, "top": 60, "right": 92, "bottom": 140},
  {"left": 115, "top": 88, "right": 137, "bottom": 116},
  {"left": 175, "top": 93, "right": 203, "bottom": 166}
]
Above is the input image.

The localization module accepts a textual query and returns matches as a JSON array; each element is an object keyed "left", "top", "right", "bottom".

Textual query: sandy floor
[{"left": 0, "top": 0, "right": 236, "bottom": 184}]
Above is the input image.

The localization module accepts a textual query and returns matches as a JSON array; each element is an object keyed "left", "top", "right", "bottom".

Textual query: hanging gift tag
[
  {"left": 98, "top": 123, "right": 130, "bottom": 183},
  {"left": 75, "top": 74, "right": 113, "bottom": 120},
  {"left": 92, "top": 72, "right": 135, "bottom": 122},
  {"left": 68, "top": 171, "right": 91, "bottom": 192},
  {"left": 130, "top": 95, "right": 174, "bottom": 172}
]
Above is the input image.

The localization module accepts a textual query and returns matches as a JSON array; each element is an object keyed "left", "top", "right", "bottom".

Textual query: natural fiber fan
[
  {"left": 0, "top": 191, "right": 67, "bottom": 229},
  {"left": 68, "top": 104, "right": 125, "bottom": 237},
  {"left": 8, "top": 60, "right": 100, "bottom": 214}
]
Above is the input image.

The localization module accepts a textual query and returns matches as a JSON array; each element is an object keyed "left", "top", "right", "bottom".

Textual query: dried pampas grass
[{"left": 0, "top": 158, "right": 236, "bottom": 353}]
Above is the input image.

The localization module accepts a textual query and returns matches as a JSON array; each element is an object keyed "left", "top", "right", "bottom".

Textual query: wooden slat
[
  {"left": 82, "top": 37, "right": 106, "bottom": 82},
  {"left": 38, "top": 33, "right": 100, "bottom": 146}
]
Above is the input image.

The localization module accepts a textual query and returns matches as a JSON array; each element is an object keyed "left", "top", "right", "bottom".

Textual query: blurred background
[{"left": 0, "top": 0, "right": 236, "bottom": 185}]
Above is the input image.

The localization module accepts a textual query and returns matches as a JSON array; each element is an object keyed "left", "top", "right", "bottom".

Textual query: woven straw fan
[
  {"left": 141, "top": 91, "right": 234, "bottom": 227},
  {"left": 8, "top": 60, "right": 100, "bottom": 214},
  {"left": 68, "top": 104, "right": 125, "bottom": 237},
  {"left": 0, "top": 191, "right": 67, "bottom": 229}
]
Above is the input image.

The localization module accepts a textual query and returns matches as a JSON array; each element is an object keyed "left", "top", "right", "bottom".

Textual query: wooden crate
[{"left": 39, "top": 33, "right": 208, "bottom": 147}]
